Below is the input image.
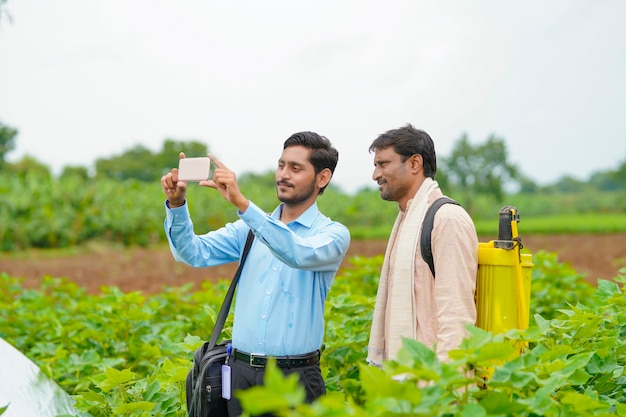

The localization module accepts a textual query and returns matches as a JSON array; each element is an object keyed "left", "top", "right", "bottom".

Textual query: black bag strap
[
  {"left": 420, "top": 197, "right": 460, "bottom": 277},
  {"left": 208, "top": 229, "right": 255, "bottom": 348}
]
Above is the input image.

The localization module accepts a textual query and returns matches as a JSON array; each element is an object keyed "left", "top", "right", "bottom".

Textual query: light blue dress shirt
[{"left": 164, "top": 199, "right": 350, "bottom": 356}]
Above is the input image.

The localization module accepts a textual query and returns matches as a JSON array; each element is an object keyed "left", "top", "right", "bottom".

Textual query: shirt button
[{"left": 261, "top": 314, "right": 266, "bottom": 319}]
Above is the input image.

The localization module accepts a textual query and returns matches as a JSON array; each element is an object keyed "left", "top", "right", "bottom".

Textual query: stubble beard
[
  {"left": 277, "top": 181, "right": 317, "bottom": 206},
  {"left": 380, "top": 190, "right": 392, "bottom": 201},
  {"left": 378, "top": 182, "right": 393, "bottom": 201}
]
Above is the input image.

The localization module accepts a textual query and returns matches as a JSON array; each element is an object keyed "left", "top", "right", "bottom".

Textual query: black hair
[
  {"left": 368, "top": 123, "right": 437, "bottom": 178},
  {"left": 284, "top": 131, "right": 339, "bottom": 194}
]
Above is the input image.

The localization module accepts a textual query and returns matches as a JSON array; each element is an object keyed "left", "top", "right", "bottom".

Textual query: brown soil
[{"left": 1, "top": 234, "right": 625, "bottom": 294}]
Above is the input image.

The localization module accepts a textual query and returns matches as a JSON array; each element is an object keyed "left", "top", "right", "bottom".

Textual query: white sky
[{"left": 1, "top": 0, "right": 625, "bottom": 194}]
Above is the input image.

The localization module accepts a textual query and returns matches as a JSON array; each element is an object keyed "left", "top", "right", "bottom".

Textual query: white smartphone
[{"left": 177, "top": 157, "right": 212, "bottom": 182}]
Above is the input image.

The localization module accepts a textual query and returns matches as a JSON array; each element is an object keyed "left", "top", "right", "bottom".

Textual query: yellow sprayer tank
[{"left": 476, "top": 206, "right": 533, "bottom": 334}]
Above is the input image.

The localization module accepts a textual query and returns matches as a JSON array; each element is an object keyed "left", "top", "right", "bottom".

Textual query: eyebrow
[{"left": 279, "top": 158, "right": 307, "bottom": 167}]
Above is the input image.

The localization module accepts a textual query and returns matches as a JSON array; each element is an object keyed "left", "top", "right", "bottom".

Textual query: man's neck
[
  {"left": 398, "top": 176, "right": 427, "bottom": 211},
  {"left": 280, "top": 201, "right": 314, "bottom": 224}
]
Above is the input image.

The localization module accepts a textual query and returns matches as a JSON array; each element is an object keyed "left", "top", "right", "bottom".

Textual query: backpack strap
[{"left": 420, "top": 197, "right": 460, "bottom": 278}]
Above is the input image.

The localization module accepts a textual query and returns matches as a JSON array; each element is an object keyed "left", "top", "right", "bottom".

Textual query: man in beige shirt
[{"left": 367, "top": 124, "right": 478, "bottom": 365}]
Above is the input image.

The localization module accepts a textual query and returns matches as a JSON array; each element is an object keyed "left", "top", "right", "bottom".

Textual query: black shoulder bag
[{"left": 185, "top": 230, "right": 255, "bottom": 417}]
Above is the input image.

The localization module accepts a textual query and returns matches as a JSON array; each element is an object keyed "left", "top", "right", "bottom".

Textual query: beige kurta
[{"left": 368, "top": 179, "right": 478, "bottom": 364}]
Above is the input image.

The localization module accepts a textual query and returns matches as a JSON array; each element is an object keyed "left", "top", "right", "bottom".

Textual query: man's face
[
  {"left": 372, "top": 147, "right": 412, "bottom": 202},
  {"left": 275, "top": 145, "right": 318, "bottom": 205}
]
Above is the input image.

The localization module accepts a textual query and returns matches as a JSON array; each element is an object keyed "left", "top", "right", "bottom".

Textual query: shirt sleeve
[
  {"left": 163, "top": 200, "right": 247, "bottom": 267},
  {"left": 240, "top": 201, "right": 351, "bottom": 272},
  {"left": 431, "top": 204, "right": 478, "bottom": 361}
]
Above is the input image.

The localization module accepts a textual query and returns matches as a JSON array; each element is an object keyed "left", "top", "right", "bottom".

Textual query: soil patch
[{"left": 1, "top": 234, "right": 625, "bottom": 294}]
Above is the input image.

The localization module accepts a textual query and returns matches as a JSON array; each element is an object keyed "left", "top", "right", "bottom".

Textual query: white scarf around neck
[{"left": 367, "top": 178, "right": 439, "bottom": 365}]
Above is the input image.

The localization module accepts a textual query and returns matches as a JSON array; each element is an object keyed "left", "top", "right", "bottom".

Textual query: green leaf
[
  {"left": 160, "top": 357, "right": 189, "bottom": 383},
  {"left": 474, "top": 342, "right": 518, "bottom": 363},
  {"left": 399, "top": 337, "right": 439, "bottom": 367},
  {"left": 474, "top": 391, "right": 527, "bottom": 415},
  {"left": 534, "top": 314, "right": 551, "bottom": 333},
  {"left": 142, "top": 380, "right": 161, "bottom": 402},
  {"left": 364, "top": 366, "right": 424, "bottom": 405},
  {"left": 359, "top": 364, "right": 390, "bottom": 400},
  {"left": 113, "top": 401, "right": 156, "bottom": 414},
  {"left": 560, "top": 391, "right": 606, "bottom": 412},
  {"left": 238, "top": 359, "right": 306, "bottom": 415},
  {"left": 96, "top": 367, "right": 136, "bottom": 392},
  {"left": 182, "top": 333, "right": 203, "bottom": 350},
  {"left": 460, "top": 403, "right": 487, "bottom": 417},
  {"left": 78, "top": 390, "right": 107, "bottom": 404},
  {"left": 595, "top": 279, "right": 621, "bottom": 298}
]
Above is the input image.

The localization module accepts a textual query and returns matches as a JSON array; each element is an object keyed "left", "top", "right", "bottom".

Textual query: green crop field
[{"left": 1, "top": 253, "right": 626, "bottom": 416}]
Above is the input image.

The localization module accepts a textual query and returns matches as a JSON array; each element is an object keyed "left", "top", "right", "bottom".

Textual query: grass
[
  {"left": 474, "top": 213, "right": 626, "bottom": 236},
  {"left": 348, "top": 213, "right": 626, "bottom": 240}
]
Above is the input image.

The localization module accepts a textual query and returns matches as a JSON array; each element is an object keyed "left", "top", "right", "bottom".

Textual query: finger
[
  {"left": 171, "top": 168, "right": 179, "bottom": 183},
  {"left": 166, "top": 172, "right": 186, "bottom": 194},
  {"left": 161, "top": 172, "right": 174, "bottom": 188},
  {"left": 199, "top": 179, "right": 217, "bottom": 189},
  {"left": 176, "top": 180, "right": 188, "bottom": 191},
  {"left": 160, "top": 175, "right": 170, "bottom": 192},
  {"left": 162, "top": 176, "right": 180, "bottom": 195},
  {"left": 208, "top": 153, "right": 226, "bottom": 169},
  {"left": 179, "top": 152, "right": 186, "bottom": 159}
]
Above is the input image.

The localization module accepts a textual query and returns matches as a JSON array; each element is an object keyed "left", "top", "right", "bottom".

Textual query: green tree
[
  {"left": 518, "top": 175, "right": 539, "bottom": 193},
  {"left": 615, "top": 158, "right": 626, "bottom": 183},
  {"left": 545, "top": 175, "right": 588, "bottom": 193},
  {"left": 95, "top": 144, "right": 156, "bottom": 181},
  {"left": 0, "top": 121, "right": 18, "bottom": 168},
  {"left": 441, "top": 133, "right": 519, "bottom": 214},
  {"left": 95, "top": 139, "right": 209, "bottom": 182},
  {"left": 156, "top": 139, "right": 208, "bottom": 174},
  {"left": 434, "top": 169, "right": 451, "bottom": 194},
  {"left": 61, "top": 165, "right": 90, "bottom": 180},
  {"left": 5, "top": 154, "right": 51, "bottom": 178},
  {"left": 591, "top": 158, "right": 626, "bottom": 191}
]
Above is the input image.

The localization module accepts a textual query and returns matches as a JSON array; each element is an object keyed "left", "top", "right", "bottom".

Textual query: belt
[{"left": 233, "top": 349, "right": 320, "bottom": 368}]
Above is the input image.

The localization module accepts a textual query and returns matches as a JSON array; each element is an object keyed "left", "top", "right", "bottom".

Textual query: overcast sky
[{"left": 1, "top": 0, "right": 625, "bottom": 194}]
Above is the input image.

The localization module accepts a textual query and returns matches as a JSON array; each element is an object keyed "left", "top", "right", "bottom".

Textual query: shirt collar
[{"left": 271, "top": 202, "right": 320, "bottom": 228}]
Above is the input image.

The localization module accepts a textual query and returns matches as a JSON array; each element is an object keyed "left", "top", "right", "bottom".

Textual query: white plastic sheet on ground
[{"left": 0, "top": 338, "right": 90, "bottom": 417}]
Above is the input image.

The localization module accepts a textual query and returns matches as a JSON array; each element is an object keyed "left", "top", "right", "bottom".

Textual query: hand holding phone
[{"left": 177, "top": 157, "right": 212, "bottom": 182}]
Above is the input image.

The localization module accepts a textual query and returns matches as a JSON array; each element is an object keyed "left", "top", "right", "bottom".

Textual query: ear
[
  {"left": 410, "top": 154, "right": 423, "bottom": 173},
  {"left": 317, "top": 168, "right": 332, "bottom": 189}
]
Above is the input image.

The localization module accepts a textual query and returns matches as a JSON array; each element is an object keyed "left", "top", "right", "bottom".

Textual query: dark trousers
[{"left": 226, "top": 359, "right": 326, "bottom": 417}]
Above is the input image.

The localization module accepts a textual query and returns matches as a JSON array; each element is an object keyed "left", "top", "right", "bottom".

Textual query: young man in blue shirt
[{"left": 161, "top": 131, "right": 350, "bottom": 416}]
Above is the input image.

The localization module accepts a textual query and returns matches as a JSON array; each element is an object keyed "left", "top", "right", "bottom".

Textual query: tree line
[
  {"left": 2, "top": 119, "right": 624, "bottom": 200},
  {"left": 1, "top": 119, "right": 625, "bottom": 251}
]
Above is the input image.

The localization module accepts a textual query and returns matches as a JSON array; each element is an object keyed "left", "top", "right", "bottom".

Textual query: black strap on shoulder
[
  {"left": 208, "top": 229, "right": 255, "bottom": 348},
  {"left": 420, "top": 197, "right": 460, "bottom": 278}
]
